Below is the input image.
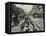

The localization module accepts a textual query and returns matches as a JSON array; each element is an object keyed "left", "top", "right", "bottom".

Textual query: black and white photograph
[
  {"left": 0, "top": 0, "right": 46, "bottom": 35},
  {"left": 10, "top": 3, "right": 45, "bottom": 32}
]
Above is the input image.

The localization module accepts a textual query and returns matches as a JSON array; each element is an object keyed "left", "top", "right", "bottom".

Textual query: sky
[{"left": 15, "top": 4, "right": 33, "bottom": 14}]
